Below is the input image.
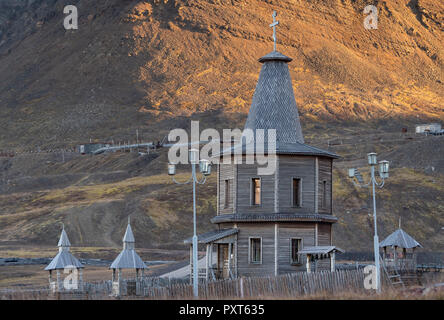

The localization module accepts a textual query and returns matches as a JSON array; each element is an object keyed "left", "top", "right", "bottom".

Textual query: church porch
[
  {"left": 297, "top": 246, "right": 344, "bottom": 273},
  {"left": 184, "top": 228, "right": 239, "bottom": 281}
]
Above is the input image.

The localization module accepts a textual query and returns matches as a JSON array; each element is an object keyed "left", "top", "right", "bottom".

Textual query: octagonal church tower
[{"left": 186, "top": 15, "right": 343, "bottom": 280}]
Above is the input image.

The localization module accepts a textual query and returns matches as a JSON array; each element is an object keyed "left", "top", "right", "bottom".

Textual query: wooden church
[{"left": 186, "top": 13, "right": 343, "bottom": 280}]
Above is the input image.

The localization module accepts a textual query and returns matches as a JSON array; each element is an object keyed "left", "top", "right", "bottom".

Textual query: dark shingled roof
[
  {"left": 184, "top": 228, "right": 238, "bottom": 244},
  {"left": 258, "top": 51, "right": 293, "bottom": 63},
  {"left": 213, "top": 50, "right": 338, "bottom": 159},
  {"left": 216, "top": 140, "right": 339, "bottom": 158},
  {"left": 244, "top": 51, "right": 304, "bottom": 145},
  {"left": 211, "top": 213, "right": 338, "bottom": 224}
]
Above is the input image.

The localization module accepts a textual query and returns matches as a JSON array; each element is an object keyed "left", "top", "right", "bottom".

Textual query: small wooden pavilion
[
  {"left": 110, "top": 218, "right": 148, "bottom": 296},
  {"left": 44, "top": 225, "right": 84, "bottom": 293},
  {"left": 379, "top": 226, "right": 422, "bottom": 273}
]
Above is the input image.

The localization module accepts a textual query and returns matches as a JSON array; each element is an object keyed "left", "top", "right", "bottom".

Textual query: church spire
[
  {"left": 57, "top": 223, "right": 71, "bottom": 251},
  {"left": 244, "top": 11, "right": 304, "bottom": 145},
  {"left": 123, "top": 216, "right": 135, "bottom": 249},
  {"left": 110, "top": 217, "right": 148, "bottom": 270}
]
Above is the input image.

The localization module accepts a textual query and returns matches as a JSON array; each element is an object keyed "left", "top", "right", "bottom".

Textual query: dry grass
[{"left": 1, "top": 286, "right": 443, "bottom": 300}]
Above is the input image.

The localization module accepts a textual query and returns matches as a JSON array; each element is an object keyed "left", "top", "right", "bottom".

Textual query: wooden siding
[
  {"left": 278, "top": 155, "right": 316, "bottom": 213},
  {"left": 218, "top": 163, "right": 236, "bottom": 214},
  {"left": 217, "top": 222, "right": 235, "bottom": 229},
  {"left": 213, "top": 154, "right": 336, "bottom": 277},
  {"left": 236, "top": 223, "right": 276, "bottom": 277},
  {"left": 213, "top": 221, "right": 334, "bottom": 277},
  {"left": 318, "top": 158, "right": 332, "bottom": 214},
  {"left": 277, "top": 223, "right": 316, "bottom": 274},
  {"left": 236, "top": 164, "right": 275, "bottom": 214},
  {"left": 217, "top": 155, "right": 332, "bottom": 216},
  {"left": 235, "top": 222, "right": 333, "bottom": 277},
  {"left": 318, "top": 223, "right": 332, "bottom": 246}
]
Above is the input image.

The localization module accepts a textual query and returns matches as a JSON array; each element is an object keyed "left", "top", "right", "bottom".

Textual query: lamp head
[
  {"left": 189, "top": 148, "right": 199, "bottom": 164},
  {"left": 348, "top": 168, "right": 355, "bottom": 178},
  {"left": 199, "top": 159, "right": 211, "bottom": 176},
  {"left": 379, "top": 160, "right": 389, "bottom": 178},
  {"left": 168, "top": 163, "right": 176, "bottom": 176},
  {"left": 367, "top": 152, "right": 377, "bottom": 166}
]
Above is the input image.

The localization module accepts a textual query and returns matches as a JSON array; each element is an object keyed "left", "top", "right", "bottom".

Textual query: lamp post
[
  {"left": 168, "top": 149, "right": 211, "bottom": 297},
  {"left": 348, "top": 152, "right": 389, "bottom": 293}
]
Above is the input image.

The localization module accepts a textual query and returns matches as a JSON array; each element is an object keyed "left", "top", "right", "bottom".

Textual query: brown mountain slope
[
  {"left": 0, "top": 1, "right": 443, "bottom": 258},
  {"left": 0, "top": 0, "right": 443, "bottom": 149},
  {"left": 0, "top": 136, "right": 443, "bottom": 254}
]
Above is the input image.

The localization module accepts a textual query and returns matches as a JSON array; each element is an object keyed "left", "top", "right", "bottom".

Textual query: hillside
[
  {"left": 0, "top": 0, "right": 443, "bottom": 149},
  {"left": 0, "top": 0, "right": 443, "bottom": 259},
  {"left": 0, "top": 131, "right": 443, "bottom": 256}
]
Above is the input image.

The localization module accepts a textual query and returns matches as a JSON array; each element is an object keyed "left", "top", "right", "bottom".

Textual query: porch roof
[
  {"left": 184, "top": 228, "right": 238, "bottom": 244},
  {"left": 298, "top": 246, "right": 345, "bottom": 255}
]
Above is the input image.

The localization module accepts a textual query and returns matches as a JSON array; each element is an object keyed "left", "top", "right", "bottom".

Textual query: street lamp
[
  {"left": 168, "top": 148, "right": 211, "bottom": 297},
  {"left": 349, "top": 152, "right": 389, "bottom": 293}
]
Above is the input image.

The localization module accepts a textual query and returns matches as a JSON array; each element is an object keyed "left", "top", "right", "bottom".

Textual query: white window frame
[{"left": 248, "top": 237, "right": 262, "bottom": 264}]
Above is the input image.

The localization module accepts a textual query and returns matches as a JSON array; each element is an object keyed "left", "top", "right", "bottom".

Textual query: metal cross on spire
[{"left": 270, "top": 10, "right": 279, "bottom": 51}]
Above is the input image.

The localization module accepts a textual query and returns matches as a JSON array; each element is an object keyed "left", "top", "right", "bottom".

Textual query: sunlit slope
[{"left": 0, "top": 0, "right": 442, "bottom": 148}]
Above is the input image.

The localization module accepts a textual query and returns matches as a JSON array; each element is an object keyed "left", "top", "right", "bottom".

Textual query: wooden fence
[
  {"left": 0, "top": 269, "right": 366, "bottom": 300},
  {"left": 145, "top": 269, "right": 366, "bottom": 299}
]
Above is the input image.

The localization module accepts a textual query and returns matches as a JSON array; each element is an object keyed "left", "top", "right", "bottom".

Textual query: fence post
[{"left": 240, "top": 276, "right": 244, "bottom": 298}]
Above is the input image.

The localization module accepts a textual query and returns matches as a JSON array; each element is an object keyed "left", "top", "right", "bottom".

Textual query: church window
[
  {"left": 292, "top": 178, "right": 302, "bottom": 207},
  {"left": 251, "top": 178, "right": 261, "bottom": 205},
  {"left": 249, "top": 237, "right": 262, "bottom": 264}
]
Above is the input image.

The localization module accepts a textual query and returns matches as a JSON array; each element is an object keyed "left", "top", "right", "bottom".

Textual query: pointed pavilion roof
[
  {"left": 57, "top": 225, "right": 71, "bottom": 247},
  {"left": 109, "top": 249, "right": 147, "bottom": 269},
  {"left": 110, "top": 218, "right": 147, "bottom": 269},
  {"left": 379, "top": 228, "right": 423, "bottom": 249},
  {"left": 123, "top": 221, "right": 135, "bottom": 243},
  {"left": 45, "top": 226, "right": 83, "bottom": 271},
  {"left": 44, "top": 251, "right": 84, "bottom": 270}
]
